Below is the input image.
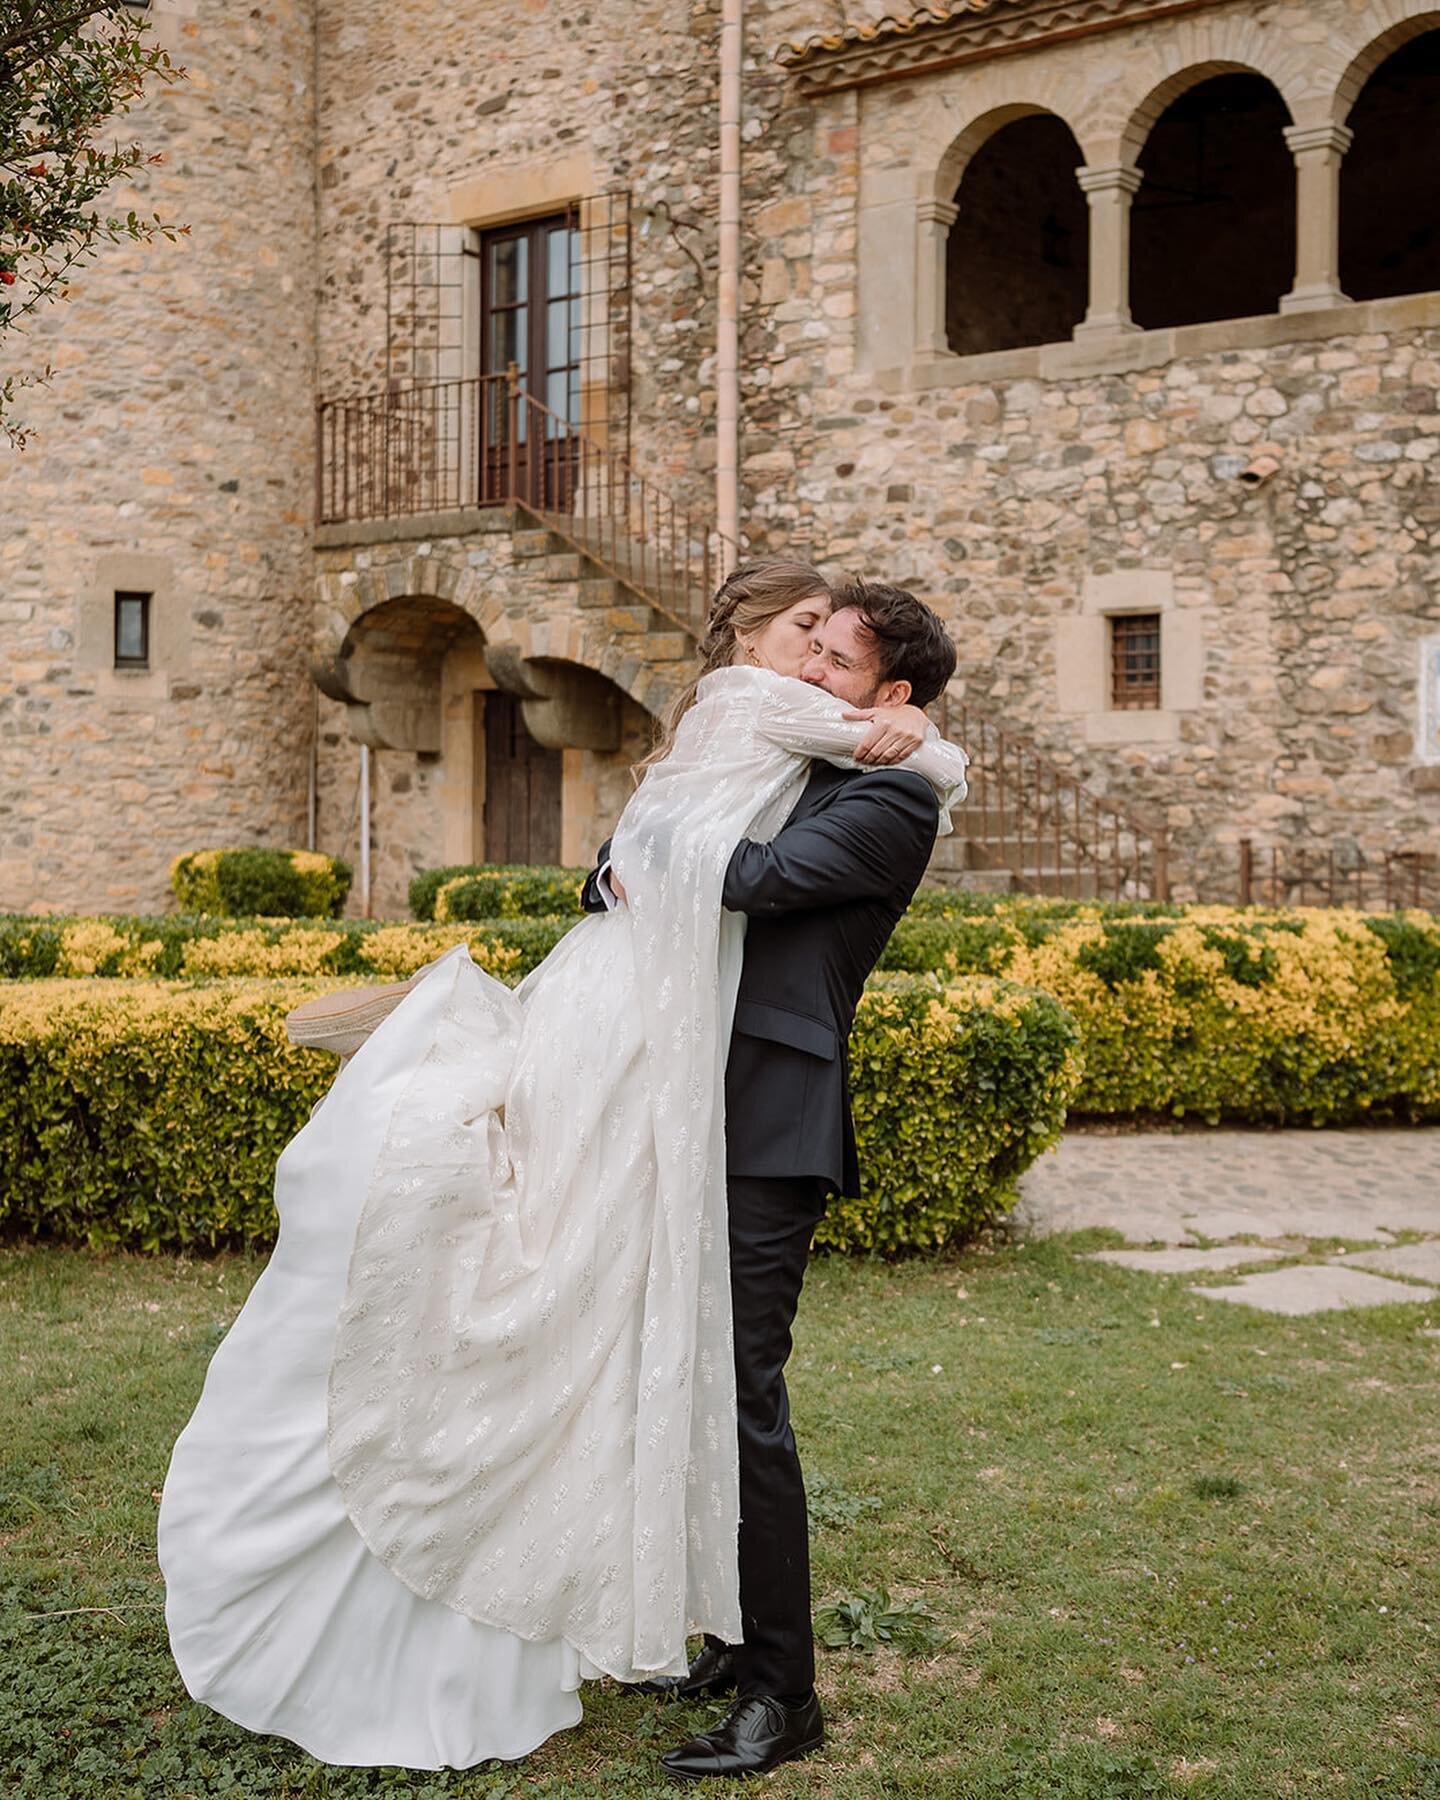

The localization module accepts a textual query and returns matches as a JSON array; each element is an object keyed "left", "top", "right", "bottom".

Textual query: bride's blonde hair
[{"left": 635, "top": 557, "right": 830, "bottom": 777}]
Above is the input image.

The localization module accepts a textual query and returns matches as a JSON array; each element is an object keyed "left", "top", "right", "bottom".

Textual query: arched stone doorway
[
  {"left": 480, "top": 691, "right": 563, "bottom": 865},
  {"left": 311, "top": 593, "right": 651, "bottom": 911}
]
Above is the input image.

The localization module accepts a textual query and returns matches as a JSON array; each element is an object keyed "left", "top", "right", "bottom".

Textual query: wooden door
[
  {"left": 479, "top": 212, "right": 581, "bottom": 507},
  {"left": 482, "top": 691, "right": 562, "bottom": 865}
]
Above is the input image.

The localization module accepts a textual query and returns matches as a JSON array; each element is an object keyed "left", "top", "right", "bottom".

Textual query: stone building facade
[
  {"left": 0, "top": 0, "right": 319, "bottom": 914},
  {"left": 3, "top": 0, "right": 1438, "bottom": 916}
]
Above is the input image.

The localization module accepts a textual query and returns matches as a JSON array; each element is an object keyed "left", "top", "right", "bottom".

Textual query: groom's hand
[{"left": 845, "top": 703, "right": 930, "bottom": 765}]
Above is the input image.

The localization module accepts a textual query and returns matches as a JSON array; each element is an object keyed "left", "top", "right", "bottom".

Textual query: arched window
[
  {"left": 1130, "top": 73, "right": 1293, "bottom": 329},
  {"left": 1340, "top": 29, "right": 1440, "bottom": 302},
  {"left": 945, "top": 114, "right": 1089, "bottom": 355}
]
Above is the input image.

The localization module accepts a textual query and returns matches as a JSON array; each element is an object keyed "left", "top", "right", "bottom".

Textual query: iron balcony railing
[
  {"left": 934, "top": 694, "right": 1171, "bottom": 901},
  {"left": 315, "top": 370, "right": 726, "bottom": 635}
]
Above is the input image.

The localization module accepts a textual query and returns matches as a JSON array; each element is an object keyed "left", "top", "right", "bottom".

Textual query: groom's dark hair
[{"left": 831, "top": 579, "right": 957, "bottom": 709}]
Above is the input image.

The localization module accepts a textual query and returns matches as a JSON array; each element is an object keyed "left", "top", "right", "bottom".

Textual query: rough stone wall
[
  {"left": 0, "top": 0, "right": 318, "bottom": 915},
  {"left": 311, "top": 0, "right": 839, "bottom": 512},
  {"left": 749, "top": 320, "right": 1440, "bottom": 897},
  {"left": 10, "top": 0, "right": 1440, "bottom": 916},
  {"left": 734, "top": 0, "right": 1440, "bottom": 898}
]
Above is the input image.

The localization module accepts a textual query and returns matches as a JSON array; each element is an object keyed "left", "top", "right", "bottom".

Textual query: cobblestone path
[{"left": 1015, "top": 1129, "right": 1440, "bottom": 1315}]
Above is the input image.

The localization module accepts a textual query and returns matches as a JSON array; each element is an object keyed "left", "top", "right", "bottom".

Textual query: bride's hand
[{"left": 844, "top": 702, "right": 930, "bottom": 765}]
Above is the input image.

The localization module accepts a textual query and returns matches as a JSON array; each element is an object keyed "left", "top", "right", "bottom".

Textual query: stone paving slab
[
  {"left": 1016, "top": 1129, "right": 1440, "bottom": 1245},
  {"left": 1190, "top": 1264, "right": 1438, "bottom": 1316},
  {"left": 1087, "top": 1246, "right": 1289, "bottom": 1274},
  {"left": 1341, "top": 1241, "right": 1440, "bottom": 1284}
]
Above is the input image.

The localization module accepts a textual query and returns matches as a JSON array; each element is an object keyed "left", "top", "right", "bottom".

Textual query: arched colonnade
[{"left": 904, "top": 4, "right": 1440, "bottom": 359}]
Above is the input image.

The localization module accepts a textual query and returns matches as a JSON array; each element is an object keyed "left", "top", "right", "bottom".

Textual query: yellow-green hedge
[
  {"left": 878, "top": 901, "right": 1440, "bottom": 1124},
  {"left": 8, "top": 897, "right": 1436, "bottom": 1125},
  {"left": 410, "top": 864, "right": 587, "bottom": 921},
  {"left": 0, "top": 972, "right": 1079, "bottom": 1255},
  {"left": 0, "top": 914, "right": 571, "bottom": 983},
  {"left": 170, "top": 849, "right": 353, "bottom": 919}
]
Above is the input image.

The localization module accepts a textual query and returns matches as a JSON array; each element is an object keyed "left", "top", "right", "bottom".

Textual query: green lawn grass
[{"left": 2, "top": 1237, "right": 1438, "bottom": 1798}]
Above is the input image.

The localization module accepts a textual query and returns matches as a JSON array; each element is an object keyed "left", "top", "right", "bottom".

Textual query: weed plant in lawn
[{"left": 2, "top": 1243, "right": 1438, "bottom": 1797}]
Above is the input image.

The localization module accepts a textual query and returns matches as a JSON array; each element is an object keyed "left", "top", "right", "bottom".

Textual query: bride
[{"left": 158, "top": 559, "right": 968, "bottom": 1771}]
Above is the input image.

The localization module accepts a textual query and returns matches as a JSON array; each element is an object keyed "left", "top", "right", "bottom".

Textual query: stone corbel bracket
[
  {"left": 485, "top": 646, "right": 622, "bottom": 752},
  {"left": 309, "top": 652, "right": 443, "bottom": 754}
]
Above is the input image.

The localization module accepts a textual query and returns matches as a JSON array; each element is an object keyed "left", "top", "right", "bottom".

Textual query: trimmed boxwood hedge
[
  {"left": 879, "top": 901, "right": 1440, "bottom": 1123},
  {"left": 0, "top": 970, "right": 1078, "bottom": 1255},
  {"left": 0, "top": 913, "right": 573, "bottom": 984},
  {"left": 170, "top": 849, "right": 352, "bottom": 919},
  {"left": 5, "top": 897, "right": 1437, "bottom": 1125},
  {"left": 409, "top": 864, "right": 588, "bottom": 921}
]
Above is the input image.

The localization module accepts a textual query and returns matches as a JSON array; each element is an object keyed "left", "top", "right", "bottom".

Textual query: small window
[
  {"left": 115, "top": 591, "right": 151, "bottom": 669},
  {"left": 1110, "top": 613, "right": 1161, "bottom": 709}
]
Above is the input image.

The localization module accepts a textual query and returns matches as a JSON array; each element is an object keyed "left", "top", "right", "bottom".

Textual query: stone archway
[
  {"left": 310, "top": 533, "right": 699, "bottom": 902},
  {"left": 941, "top": 107, "right": 1090, "bottom": 355},
  {"left": 1127, "top": 69, "right": 1295, "bottom": 330},
  {"left": 313, "top": 593, "right": 627, "bottom": 759}
]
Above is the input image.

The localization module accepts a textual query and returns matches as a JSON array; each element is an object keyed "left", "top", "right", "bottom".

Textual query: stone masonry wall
[
  {"left": 732, "top": 0, "right": 1440, "bottom": 899},
  {"left": 0, "top": 0, "right": 318, "bottom": 914},
  {"left": 8, "top": 0, "right": 1440, "bottom": 916}
]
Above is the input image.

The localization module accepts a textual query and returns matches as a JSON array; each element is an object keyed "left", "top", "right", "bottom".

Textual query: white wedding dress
[{"left": 158, "top": 667, "right": 967, "bottom": 1770}]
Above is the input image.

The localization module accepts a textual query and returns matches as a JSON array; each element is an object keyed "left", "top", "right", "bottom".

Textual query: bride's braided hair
[{"left": 635, "top": 557, "right": 830, "bottom": 777}]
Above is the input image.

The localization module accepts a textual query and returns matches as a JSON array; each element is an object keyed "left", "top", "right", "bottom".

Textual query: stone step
[
  {"left": 921, "top": 866, "right": 1017, "bottom": 894},
  {"left": 511, "top": 528, "right": 560, "bottom": 559},
  {"left": 577, "top": 576, "right": 622, "bottom": 609},
  {"left": 544, "top": 551, "right": 584, "bottom": 581},
  {"left": 644, "top": 631, "right": 692, "bottom": 663},
  {"left": 605, "top": 604, "right": 656, "bottom": 634}
]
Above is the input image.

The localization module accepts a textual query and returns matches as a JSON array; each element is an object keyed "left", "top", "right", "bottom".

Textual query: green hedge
[
  {"left": 0, "top": 972, "right": 1078, "bottom": 1255},
  {"left": 879, "top": 900, "right": 1440, "bottom": 1124},
  {"left": 824, "top": 972, "right": 1080, "bottom": 1253},
  {"left": 170, "top": 849, "right": 352, "bottom": 919},
  {"left": 8, "top": 896, "right": 1438, "bottom": 1126},
  {"left": 0, "top": 913, "right": 573, "bottom": 984},
  {"left": 409, "top": 864, "right": 588, "bottom": 921}
]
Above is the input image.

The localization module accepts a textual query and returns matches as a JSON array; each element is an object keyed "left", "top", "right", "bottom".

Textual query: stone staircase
[{"left": 508, "top": 519, "right": 699, "bottom": 718}]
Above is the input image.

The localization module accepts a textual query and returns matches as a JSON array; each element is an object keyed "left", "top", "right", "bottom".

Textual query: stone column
[
  {"left": 914, "top": 197, "right": 959, "bottom": 357},
  {"left": 1073, "top": 164, "right": 1142, "bottom": 338},
  {"left": 1280, "top": 122, "right": 1353, "bottom": 314}
]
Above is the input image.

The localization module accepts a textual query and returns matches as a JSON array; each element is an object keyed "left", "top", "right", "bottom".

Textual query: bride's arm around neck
[{"left": 745, "top": 671, "right": 969, "bottom": 833}]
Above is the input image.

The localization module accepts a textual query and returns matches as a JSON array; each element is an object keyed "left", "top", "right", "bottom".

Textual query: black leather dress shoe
[
  {"left": 660, "top": 1691, "right": 825, "bottom": 1781},
  {"left": 632, "top": 1640, "right": 738, "bottom": 1700}
]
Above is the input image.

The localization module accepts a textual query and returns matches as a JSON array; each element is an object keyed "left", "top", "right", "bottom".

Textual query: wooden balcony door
[
  {"left": 479, "top": 691, "right": 562, "bottom": 865},
  {"left": 480, "top": 212, "right": 582, "bottom": 506}
]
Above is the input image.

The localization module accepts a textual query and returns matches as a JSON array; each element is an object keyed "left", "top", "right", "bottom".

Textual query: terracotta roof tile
[{"left": 778, "top": 1, "right": 1018, "bottom": 67}]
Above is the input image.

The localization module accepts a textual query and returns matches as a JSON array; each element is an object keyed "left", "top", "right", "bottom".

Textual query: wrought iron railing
[
  {"left": 935, "top": 694, "right": 1171, "bottom": 901},
  {"left": 315, "top": 371, "right": 726, "bottom": 634},
  {"left": 1237, "top": 838, "right": 1438, "bottom": 911}
]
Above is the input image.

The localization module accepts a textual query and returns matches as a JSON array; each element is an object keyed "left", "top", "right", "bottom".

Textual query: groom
[{"left": 582, "top": 578, "right": 957, "bottom": 1780}]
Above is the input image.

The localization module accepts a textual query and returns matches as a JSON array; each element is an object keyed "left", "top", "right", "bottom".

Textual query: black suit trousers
[{"left": 714, "top": 1173, "right": 828, "bottom": 1697}]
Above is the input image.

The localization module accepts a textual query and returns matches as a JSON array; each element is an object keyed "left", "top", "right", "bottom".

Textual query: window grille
[
  {"left": 1110, "top": 613, "right": 1161, "bottom": 709},
  {"left": 114, "top": 592, "right": 151, "bottom": 669},
  {"left": 384, "top": 189, "right": 631, "bottom": 457}
]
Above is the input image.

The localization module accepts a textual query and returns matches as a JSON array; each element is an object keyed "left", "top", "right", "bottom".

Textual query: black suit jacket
[{"left": 580, "top": 761, "right": 939, "bottom": 1197}]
